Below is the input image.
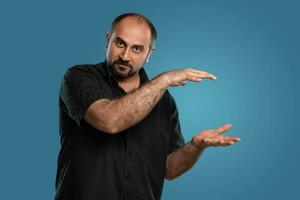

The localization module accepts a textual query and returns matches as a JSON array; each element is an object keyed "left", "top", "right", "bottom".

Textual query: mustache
[{"left": 113, "top": 59, "right": 132, "bottom": 69}]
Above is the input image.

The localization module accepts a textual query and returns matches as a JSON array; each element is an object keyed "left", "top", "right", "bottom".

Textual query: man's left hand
[{"left": 191, "top": 123, "right": 241, "bottom": 150}]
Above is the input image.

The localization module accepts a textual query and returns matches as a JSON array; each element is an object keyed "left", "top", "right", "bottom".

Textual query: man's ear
[
  {"left": 105, "top": 32, "right": 110, "bottom": 50},
  {"left": 146, "top": 48, "right": 155, "bottom": 63}
]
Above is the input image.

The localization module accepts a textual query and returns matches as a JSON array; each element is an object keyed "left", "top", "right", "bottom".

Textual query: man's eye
[
  {"left": 132, "top": 46, "right": 141, "bottom": 53},
  {"left": 116, "top": 41, "right": 124, "bottom": 47}
]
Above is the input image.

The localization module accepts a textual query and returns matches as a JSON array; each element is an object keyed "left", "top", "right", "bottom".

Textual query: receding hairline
[
  {"left": 113, "top": 16, "right": 150, "bottom": 32},
  {"left": 109, "top": 13, "right": 157, "bottom": 48}
]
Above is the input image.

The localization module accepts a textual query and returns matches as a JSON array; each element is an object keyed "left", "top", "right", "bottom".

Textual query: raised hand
[{"left": 160, "top": 68, "right": 217, "bottom": 87}]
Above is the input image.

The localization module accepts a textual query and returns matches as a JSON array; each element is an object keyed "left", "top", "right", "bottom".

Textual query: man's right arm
[
  {"left": 84, "top": 68, "right": 217, "bottom": 134},
  {"left": 84, "top": 74, "right": 168, "bottom": 133}
]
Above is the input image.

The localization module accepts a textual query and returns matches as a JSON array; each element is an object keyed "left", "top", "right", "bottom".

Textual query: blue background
[{"left": 1, "top": 0, "right": 299, "bottom": 199}]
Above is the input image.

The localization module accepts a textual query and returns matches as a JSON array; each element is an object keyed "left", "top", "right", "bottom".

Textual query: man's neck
[{"left": 118, "top": 72, "right": 141, "bottom": 93}]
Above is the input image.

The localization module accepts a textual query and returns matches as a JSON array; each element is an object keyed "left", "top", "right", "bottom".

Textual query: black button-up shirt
[{"left": 55, "top": 61, "right": 185, "bottom": 200}]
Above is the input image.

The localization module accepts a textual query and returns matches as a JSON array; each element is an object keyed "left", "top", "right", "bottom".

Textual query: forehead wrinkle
[{"left": 113, "top": 18, "right": 151, "bottom": 48}]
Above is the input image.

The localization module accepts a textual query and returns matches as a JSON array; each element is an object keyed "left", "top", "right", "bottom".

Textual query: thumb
[{"left": 215, "top": 123, "right": 232, "bottom": 135}]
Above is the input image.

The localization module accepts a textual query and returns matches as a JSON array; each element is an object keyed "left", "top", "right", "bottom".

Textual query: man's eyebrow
[{"left": 115, "top": 36, "right": 127, "bottom": 44}]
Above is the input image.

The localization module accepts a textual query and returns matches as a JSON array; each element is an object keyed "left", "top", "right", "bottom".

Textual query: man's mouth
[{"left": 116, "top": 64, "right": 130, "bottom": 71}]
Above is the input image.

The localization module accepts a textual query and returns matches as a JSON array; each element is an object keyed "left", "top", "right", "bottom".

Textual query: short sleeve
[
  {"left": 168, "top": 94, "right": 185, "bottom": 154},
  {"left": 60, "top": 66, "right": 110, "bottom": 126}
]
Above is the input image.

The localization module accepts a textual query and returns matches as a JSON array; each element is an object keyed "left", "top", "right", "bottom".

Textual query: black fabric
[{"left": 55, "top": 61, "right": 185, "bottom": 200}]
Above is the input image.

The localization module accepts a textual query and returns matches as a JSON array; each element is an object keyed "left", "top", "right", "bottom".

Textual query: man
[{"left": 55, "top": 13, "right": 241, "bottom": 200}]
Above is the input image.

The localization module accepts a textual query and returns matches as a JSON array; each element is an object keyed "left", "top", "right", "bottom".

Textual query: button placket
[{"left": 121, "top": 128, "right": 134, "bottom": 198}]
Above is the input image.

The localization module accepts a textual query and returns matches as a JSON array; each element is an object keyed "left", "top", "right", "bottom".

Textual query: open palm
[{"left": 192, "top": 124, "right": 241, "bottom": 149}]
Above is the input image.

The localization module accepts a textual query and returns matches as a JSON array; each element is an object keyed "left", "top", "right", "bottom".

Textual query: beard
[{"left": 107, "top": 59, "right": 140, "bottom": 81}]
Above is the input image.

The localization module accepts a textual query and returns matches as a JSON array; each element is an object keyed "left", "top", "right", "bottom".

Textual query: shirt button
[
  {"left": 128, "top": 151, "right": 132, "bottom": 156},
  {"left": 125, "top": 173, "right": 130, "bottom": 178}
]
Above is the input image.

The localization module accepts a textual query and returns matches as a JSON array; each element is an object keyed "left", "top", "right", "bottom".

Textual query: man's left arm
[{"left": 165, "top": 123, "right": 241, "bottom": 180}]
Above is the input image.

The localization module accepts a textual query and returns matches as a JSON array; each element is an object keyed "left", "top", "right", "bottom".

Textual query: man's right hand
[
  {"left": 84, "top": 67, "right": 217, "bottom": 134},
  {"left": 159, "top": 68, "right": 217, "bottom": 87}
]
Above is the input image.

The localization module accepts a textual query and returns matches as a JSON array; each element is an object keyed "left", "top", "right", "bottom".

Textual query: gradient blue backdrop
[{"left": 1, "top": 0, "right": 299, "bottom": 199}]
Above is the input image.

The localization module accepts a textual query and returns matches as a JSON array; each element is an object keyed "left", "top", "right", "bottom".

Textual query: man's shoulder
[
  {"left": 67, "top": 61, "right": 105, "bottom": 73},
  {"left": 63, "top": 61, "right": 107, "bottom": 79}
]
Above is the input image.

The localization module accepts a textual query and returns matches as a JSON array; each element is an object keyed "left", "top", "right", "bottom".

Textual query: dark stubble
[{"left": 108, "top": 58, "right": 138, "bottom": 81}]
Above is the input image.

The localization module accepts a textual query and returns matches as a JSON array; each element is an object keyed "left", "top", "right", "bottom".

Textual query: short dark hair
[{"left": 109, "top": 13, "right": 157, "bottom": 48}]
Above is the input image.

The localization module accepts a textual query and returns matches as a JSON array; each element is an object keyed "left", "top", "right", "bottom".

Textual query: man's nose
[{"left": 120, "top": 48, "right": 130, "bottom": 61}]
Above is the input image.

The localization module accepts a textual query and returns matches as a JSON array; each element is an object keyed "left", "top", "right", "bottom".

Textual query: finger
[
  {"left": 208, "top": 138, "right": 237, "bottom": 146},
  {"left": 187, "top": 69, "right": 217, "bottom": 80},
  {"left": 232, "top": 137, "right": 241, "bottom": 142},
  {"left": 218, "top": 139, "right": 231, "bottom": 146},
  {"left": 184, "top": 74, "right": 211, "bottom": 83},
  {"left": 215, "top": 123, "right": 232, "bottom": 135},
  {"left": 221, "top": 140, "right": 235, "bottom": 146},
  {"left": 219, "top": 139, "right": 231, "bottom": 145},
  {"left": 222, "top": 136, "right": 241, "bottom": 142},
  {"left": 204, "top": 134, "right": 241, "bottom": 147},
  {"left": 185, "top": 68, "right": 212, "bottom": 76},
  {"left": 204, "top": 138, "right": 221, "bottom": 146},
  {"left": 183, "top": 71, "right": 215, "bottom": 83},
  {"left": 188, "top": 71, "right": 217, "bottom": 81},
  {"left": 185, "top": 75, "right": 203, "bottom": 82}
]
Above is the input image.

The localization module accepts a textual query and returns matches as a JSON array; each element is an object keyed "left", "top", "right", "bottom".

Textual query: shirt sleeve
[
  {"left": 168, "top": 93, "right": 185, "bottom": 154},
  {"left": 59, "top": 65, "right": 110, "bottom": 127}
]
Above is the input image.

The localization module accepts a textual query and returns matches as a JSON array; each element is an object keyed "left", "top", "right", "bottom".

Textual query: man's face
[{"left": 105, "top": 17, "right": 153, "bottom": 81}]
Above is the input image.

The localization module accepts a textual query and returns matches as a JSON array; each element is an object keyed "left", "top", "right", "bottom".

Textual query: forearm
[
  {"left": 165, "top": 139, "right": 206, "bottom": 180},
  {"left": 104, "top": 74, "right": 168, "bottom": 133}
]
